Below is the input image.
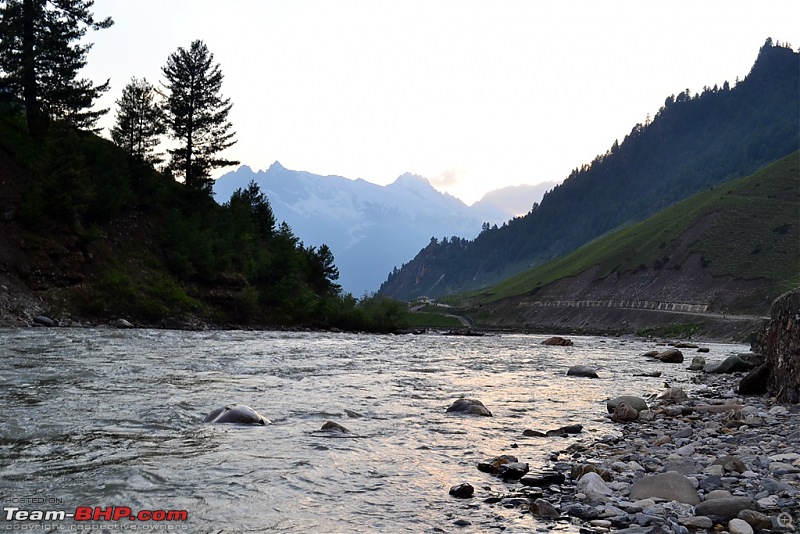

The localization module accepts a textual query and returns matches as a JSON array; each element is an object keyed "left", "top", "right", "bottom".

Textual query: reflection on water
[{"left": 0, "top": 329, "right": 747, "bottom": 532}]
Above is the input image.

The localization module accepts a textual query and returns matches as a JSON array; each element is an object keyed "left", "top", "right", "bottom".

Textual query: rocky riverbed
[{"left": 451, "top": 360, "right": 799, "bottom": 533}]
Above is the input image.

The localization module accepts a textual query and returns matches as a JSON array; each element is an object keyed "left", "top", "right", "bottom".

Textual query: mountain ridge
[
  {"left": 379, "top": 40, "right": 800, "bottom": 301},
  {"left": 213, "top": 163, "right": 552, "bottom": 295}
]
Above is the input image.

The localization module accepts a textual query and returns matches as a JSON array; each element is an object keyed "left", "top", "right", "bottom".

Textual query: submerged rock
[
  {"left": 446, "top": 398, "right": 492, "bottom": 416},
  {"left": 319, "top": 421, "right": 351, "bottom": 434},
  {"left": 203, "top": 404, "right": 270, "bottom": 425},
  {"left": 542, "top": 336, "right": 573, "bottom": 346},
  {"left": 449, "top": 483, "right": 474, "bottom": 499},
  {"left": 567, "top": 365, "right": 599, "bottom": 378},
  {"left": 477, "top": 454, "right": 518, "bottom": 475}
]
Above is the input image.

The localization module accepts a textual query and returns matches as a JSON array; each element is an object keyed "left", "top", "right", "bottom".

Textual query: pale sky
[{"left": 84, "top": 0, "right": 799, "bottom": 205}]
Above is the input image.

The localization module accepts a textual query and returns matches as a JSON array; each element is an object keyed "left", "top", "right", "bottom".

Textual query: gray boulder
[
  {"left": 704, "top": 355, "right": 752, "bottom": 374},
  {"left": 530, "top": 498, "right": 560, "bottom": 519},
  {"left": 656, "top": 387, "right": 688, "bottom": 403},
  {"left": 446, "top": 398, "right": 492, "bottom": 416},
  {"left": 655, "top": 348, "right": 684, "bottom": 363},
  {"left": 687, "top": 355, "right": 706, "bottom": 370},
  {"left": 607, "top": 395, "right": 648, "bottom": 413},
  {"left": 576, "top": 472, "right": 613, "bottom": 501},
  {"left": 567, "top": 365, "right": 599, "bottom": 378},
  {"left": 629, "top": 471, "right": 700, "bottom": 505},
  {"left": 33, "top": 315, "right": 56, "bottom": 327},
  {"left": 611, "top": 402, "right": 639, "bottom": 423},
  {"left": 694, "top": 497, "right": 760, "bottom": 520}
]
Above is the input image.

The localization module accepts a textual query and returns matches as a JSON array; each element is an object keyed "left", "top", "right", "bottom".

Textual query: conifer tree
[
  {"left": 111, "top": 77, "right": 166, "bottom": 164},
  {"left": 0, "top": 0, "right": 113, "bottom": 139},
  {"left": 162, "top": 40, "right": 238, "bottom": 193}
]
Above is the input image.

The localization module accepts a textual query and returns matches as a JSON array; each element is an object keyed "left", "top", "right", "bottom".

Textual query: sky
[{"left": 84, "top": 0, "right": 799, "bottom": 205}]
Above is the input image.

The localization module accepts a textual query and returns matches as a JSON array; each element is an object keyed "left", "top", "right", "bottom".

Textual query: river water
[{"left": 0, "top": 328, "right": 749, "bottom": 533}]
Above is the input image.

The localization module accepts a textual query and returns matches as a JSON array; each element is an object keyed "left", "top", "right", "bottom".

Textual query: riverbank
[{"left": 460, "top": 362, "right": 799, "bottom": 533}]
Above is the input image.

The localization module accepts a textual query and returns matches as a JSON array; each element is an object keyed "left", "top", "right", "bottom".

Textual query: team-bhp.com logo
[{"left": 4, "top": 505, "right": 188, "bottom": 523}]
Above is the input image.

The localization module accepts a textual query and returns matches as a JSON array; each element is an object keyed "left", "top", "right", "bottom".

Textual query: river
[{"left": 0, "top": 328, "right": 749, "bottom": 532}]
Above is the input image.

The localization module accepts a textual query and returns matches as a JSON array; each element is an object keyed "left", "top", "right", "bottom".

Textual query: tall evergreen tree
[
  {"left": 111, "top": 77, "right": 166, "bottom": 164},
  {"left": 0, "top": 0, "right": 112, "bottom": 139},
  {"left": 162, "top": 40, "right": 238, "bottom": 193}
]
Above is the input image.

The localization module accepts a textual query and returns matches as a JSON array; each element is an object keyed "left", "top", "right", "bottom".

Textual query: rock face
[
  {"left": 754, "top": 289, "right": 800, "bottom": 403},
  {"left": 446, "top": 398, "right": 492, "bottom": 416}
]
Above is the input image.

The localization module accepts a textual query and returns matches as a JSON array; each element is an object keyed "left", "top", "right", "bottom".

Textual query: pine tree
[
  {"left": 162, "top": 40, "right": 238, "bottom": 193},
  {"left": 0, "top": 0, "right": 113, "bottom": 139},
  {"left": 111, "top": 77, "right": 166, "bottom": 164}
]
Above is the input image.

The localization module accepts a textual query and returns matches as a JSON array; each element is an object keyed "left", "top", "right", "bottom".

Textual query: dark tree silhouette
[
  {"left": 0, "top": 0, "right": 113, "bottom": 139},
  {"left": 162, "top": 39, "right": 238, "bottom": 193},
  {"left": 111, "top": 77, "right": 166, "bottom": 164}
]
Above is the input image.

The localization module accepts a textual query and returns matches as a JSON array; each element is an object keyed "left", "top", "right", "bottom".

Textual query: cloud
[{"left": 430, "top": 168, "right": 467, "bottom": 188}]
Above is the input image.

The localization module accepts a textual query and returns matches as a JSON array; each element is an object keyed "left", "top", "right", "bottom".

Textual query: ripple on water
[{"left": 0, "top": 328, "right": 748, "bottom": 532}]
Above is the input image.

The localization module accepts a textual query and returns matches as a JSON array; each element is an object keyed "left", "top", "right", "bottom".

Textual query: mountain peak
[
  {"left": 389, "top": 173, "right": 441, "bottom": 198},
  {"left": 267, "top": 161, "right": 287, "bottom": 172},
  {"left": 391, "top": 172, "right": 432, "bottom": 188}
]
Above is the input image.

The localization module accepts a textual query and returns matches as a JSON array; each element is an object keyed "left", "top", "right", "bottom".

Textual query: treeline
[
  {"left": 0, "top": 0, "right": 407, "bottom": 331},
  {"left": 380, "top": 40, "right": 800, "bottom": 301}
]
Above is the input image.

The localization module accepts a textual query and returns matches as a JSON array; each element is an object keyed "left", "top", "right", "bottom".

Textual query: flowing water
[{"left": 0, "top": 328, "right": 748, "bottom": 533}]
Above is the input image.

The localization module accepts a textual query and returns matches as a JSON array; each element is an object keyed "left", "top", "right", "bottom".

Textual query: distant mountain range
[
  {"left": 212, "top": 163, "right": 554, "bottom": 295},
  {"left": 379, "top": 40, "right": 800, "bottom": 301}
]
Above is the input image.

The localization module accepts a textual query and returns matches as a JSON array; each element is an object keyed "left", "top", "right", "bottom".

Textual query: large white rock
[{"left": 729, "top": 518, "right": 754, "bottom": 534}]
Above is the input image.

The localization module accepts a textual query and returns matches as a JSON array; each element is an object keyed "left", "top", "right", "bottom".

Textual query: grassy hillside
[{"left": 458, "top": 151, "right": 799, "bottom": 311}]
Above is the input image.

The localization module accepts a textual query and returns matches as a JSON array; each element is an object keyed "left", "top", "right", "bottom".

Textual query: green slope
[{"left": 463, "top": 151, "right": 799, "bottom": 307}]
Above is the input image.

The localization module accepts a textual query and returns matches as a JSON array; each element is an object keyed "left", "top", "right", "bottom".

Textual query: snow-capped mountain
[{"left": 213, "top": 162, "right": 550, "bottom": 296}]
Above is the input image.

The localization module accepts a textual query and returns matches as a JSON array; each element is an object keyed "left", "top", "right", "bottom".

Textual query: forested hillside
[
  {"left": 379, "top": 40, "right": 799, "bottom": 301},
  {"left": 0, "top": 1, "right": 406, "bottom": 331}
]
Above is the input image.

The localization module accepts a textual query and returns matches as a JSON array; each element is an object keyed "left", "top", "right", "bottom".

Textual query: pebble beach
[{"left": 453, "top": 348, "right": 799, "bottom": 534}]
